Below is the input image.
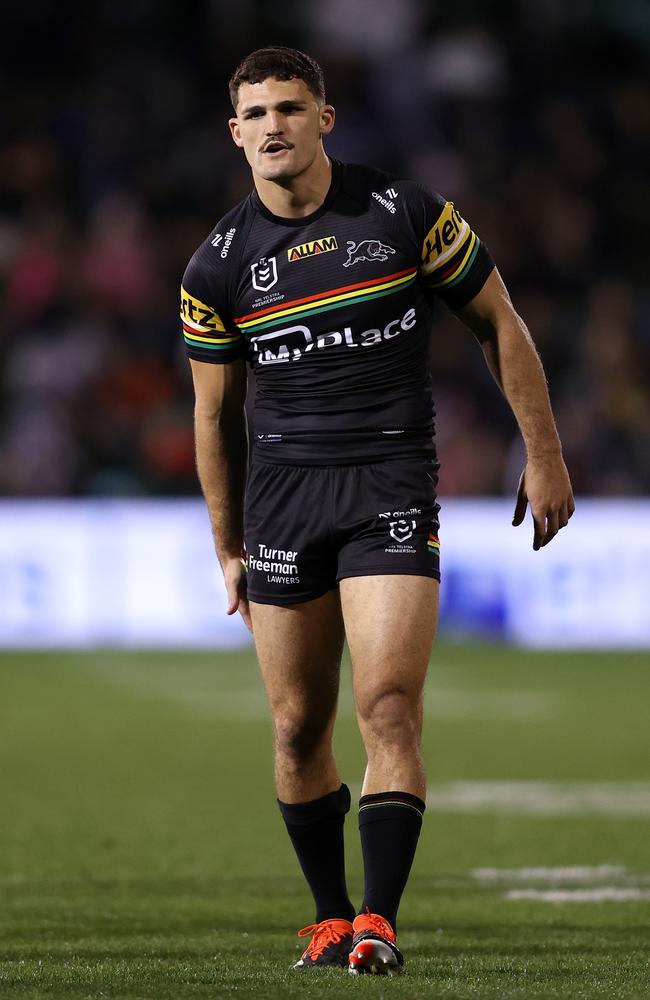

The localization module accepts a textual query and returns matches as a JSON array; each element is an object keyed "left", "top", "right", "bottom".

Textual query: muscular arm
[
  {"left": 456, "top": 269, "right": 575, "bottom": 548},
  {"left": 190, "top": 357, "right": 251, "bottom": 628}
]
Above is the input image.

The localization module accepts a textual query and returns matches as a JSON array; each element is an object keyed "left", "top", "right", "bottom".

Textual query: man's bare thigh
[
  {"left": 250, "top": 590, "right": 345, "bottom": 720},
  {"left": 340, "top": 575, "right": 439, "bottom": 708}
]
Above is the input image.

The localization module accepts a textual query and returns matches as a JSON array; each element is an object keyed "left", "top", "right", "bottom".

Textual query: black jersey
[{"left": 181, "top": 159, "right": 494, "bottom": 465}]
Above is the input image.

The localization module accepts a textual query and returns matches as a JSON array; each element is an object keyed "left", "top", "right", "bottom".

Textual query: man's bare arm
[
  {"left": 456, "top": 269, "right": 575, "bottom": 549},
  {"left": 190, "top": 357, "right": 251, "bottom": 628}
]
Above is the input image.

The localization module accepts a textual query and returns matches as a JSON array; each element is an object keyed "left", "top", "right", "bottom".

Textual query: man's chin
[
  {"left": 256, "top": 156, "right": 303, "bottom": 183},
  {"left": 259, "top": 167, "right": 297, "bottom": 183}
]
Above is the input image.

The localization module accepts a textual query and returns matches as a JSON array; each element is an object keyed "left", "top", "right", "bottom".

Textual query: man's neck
[{"left": 253, "top": 152, "right": 332, "bottom": 219}]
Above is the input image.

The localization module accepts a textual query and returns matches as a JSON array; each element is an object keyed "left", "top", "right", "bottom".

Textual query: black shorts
[{"left": 244, "top": 458, "right": 441, "bottom": 606}]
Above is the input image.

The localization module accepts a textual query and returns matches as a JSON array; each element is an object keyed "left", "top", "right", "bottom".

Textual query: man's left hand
[{"left": 512, "top": 455, "right": 575, "bottom": 550}]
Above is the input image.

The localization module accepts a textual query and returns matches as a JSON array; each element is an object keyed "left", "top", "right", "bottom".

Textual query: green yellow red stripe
[
  {"left": 444, "top": 238, "right": 480, "bottom": 288},
  {"left": 427, "top": 532, "right": 440, "bottom": 553},
  {"left": 235, "top": 267, "right": 417, "bottom": 332},
  {"left": 182, "top": 322, "right": 239, "bottom": 343},
  {"left": 235, "top": 267, "right": 415, "bottom": 322},
  {"left": 425, "top": 234, "right": 480, "bottom": 290},
  {"left": 183, "top": 334, "right": 243, "bottom": 350},
  {"left": 358, "top": 799, "right": 424, "bottom": 817}
]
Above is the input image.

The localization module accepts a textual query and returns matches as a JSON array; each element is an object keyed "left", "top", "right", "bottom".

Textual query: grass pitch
[{"left": 0, "top": 643, "right": 648, "bottom": 998}]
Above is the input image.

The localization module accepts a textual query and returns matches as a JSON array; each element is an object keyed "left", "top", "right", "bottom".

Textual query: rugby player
[{"left": 181, "top": 46, "right": 575, "bottom": 975}]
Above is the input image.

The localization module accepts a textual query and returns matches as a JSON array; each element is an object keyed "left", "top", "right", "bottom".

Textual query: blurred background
[
  {"left": 1, "top": 0, "right": 649, "bottom": 647},
  {"left": 2, "top": 0, "right": 649, "bottom": 498}
]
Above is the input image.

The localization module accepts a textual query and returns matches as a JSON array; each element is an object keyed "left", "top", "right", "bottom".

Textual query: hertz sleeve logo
[
  {"left": 421, "top": 202, "right": 468, "bottom": 268},
  {"left": 288, "top": 236, "right": 338, "bottom": 262},
  {"left": 420, "top": 200, "right": 482, "bottom": 289},
  {"left": 180, "top": 286, "right": 226, "bottom": 332}
]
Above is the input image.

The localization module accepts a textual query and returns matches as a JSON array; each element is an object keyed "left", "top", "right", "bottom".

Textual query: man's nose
[{"left": 266, "top": 113, "right": 283, "bottom": 134}]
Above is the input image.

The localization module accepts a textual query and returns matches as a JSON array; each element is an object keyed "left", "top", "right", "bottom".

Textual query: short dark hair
[{"left": 229, "top": 46, "right": 326, "bottom": 111}]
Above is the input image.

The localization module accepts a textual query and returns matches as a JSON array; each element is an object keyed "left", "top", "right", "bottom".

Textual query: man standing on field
[{"left": 181, "top": 46, "right": 574, "bottom": 975}]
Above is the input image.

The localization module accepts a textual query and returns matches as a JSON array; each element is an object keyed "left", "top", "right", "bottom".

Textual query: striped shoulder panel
[
  {"left": 180, "top": 284, "right": 242, "bottom": 351},
  {"left": 420, "top": 201, "right": 481, "bottom": 290}
]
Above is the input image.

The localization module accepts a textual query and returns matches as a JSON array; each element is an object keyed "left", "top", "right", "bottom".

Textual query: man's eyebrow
[{"left": 240, "top": 99, "right": 307, "bottom": 116}]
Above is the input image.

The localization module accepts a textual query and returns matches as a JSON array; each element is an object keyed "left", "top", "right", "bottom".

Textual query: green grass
[{"left": 0, "top": 644, "right": 649, "bottom": 998}]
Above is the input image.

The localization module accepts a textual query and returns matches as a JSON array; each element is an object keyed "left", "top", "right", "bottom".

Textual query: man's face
[{"left": 229, "top": 77, "right": 335, "bottom": 183}]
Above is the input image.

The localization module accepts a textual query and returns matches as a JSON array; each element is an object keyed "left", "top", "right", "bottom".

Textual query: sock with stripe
[
  {"left": 358, "top": 790, "right": 426, "bottom": 932},
  {"left": 278, "top": 783, "right": 356, "bottom": 924}
]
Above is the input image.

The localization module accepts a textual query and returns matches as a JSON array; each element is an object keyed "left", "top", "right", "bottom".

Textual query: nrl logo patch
[
  {"left": 251, "top": 256, "right": 278, "bottom": 292},
  {"left": 288, "top": 236, "right": 338, "bottom": 262},
  {"left": 389, "top": 519, "right": 416, "bottom": 543}
]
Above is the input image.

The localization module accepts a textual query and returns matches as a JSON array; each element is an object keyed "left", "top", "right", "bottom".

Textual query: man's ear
[
  {"left": 229, "top": 118, "right": 244, "bottom": 148},
  {"left": 319, "top": 104, "right": 336, "bottom": 137}
]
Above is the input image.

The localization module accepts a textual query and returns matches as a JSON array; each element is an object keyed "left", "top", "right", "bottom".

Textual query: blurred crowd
[{"left": 1, "top": 1, "right": 648, "bottom": 497}]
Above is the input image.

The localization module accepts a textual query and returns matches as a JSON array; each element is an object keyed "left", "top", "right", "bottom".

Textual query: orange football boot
[
  {"left": 292, "top": 917, "right": 354, "bottom": 969},
  {"left": 348, "top": 911, "right": 404, "bottom": 975}
]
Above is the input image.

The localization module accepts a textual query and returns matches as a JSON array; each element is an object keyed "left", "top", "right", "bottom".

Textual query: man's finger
[
  {"left": 568, "top": 493, "right": 576, "bottom": 518},
  {"left": 542, "top": 509, "right": 559, "bottom": 546},
  {"left": 558, "top": 503, "right": 569, "bottom": 530},
  {"left": 225, "top": 573, "right": 243, "bottom": 615},
  {"left": 512, "top": 472, "right": 528, "bottom": 526},
  {"left": 532, "top": 511, "right": 545, "bottom": 550},
  {"left": 239, "top": 598, "right": 253, "bottom": 632},
  {"left": 225, "top": 583, "right": 239, "bottom": 615}
]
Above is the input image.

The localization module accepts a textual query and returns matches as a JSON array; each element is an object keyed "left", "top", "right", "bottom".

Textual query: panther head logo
[{"left": 343, "top": 239, "right": 396, "bottom": 268}]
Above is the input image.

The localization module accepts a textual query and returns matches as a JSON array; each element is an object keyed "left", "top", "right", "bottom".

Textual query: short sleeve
[
  {"left": 180, "top": 255, "right": 245, "bottom": 364},
  {"left": 418, "top": 192, "right": 495, "bottom": 311}
]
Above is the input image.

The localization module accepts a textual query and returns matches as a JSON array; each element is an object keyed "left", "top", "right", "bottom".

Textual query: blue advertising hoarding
[{"left": 0, "top": 499, "right": 647, "bottom": 648}]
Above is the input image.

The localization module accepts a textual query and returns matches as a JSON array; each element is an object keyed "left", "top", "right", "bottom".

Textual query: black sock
[
  {"left": 278, "top": 783, "right": 355, "bottom": 924},
  {"left": 358, "top": 790, "right": 426, "bottom": 933}
]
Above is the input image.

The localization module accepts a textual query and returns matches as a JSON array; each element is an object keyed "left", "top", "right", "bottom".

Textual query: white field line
[
  {"left": 470, "top": 866, "right": 650, "bottom": 903},
  {"left": 426, "top": 781, "right": 650, "bottom": 816},
  {"left": 506, "top": 888, "right": 650, "bottom": 902},
  {"left": 472, "top": 865, "right": 627, "bottom": 882}
]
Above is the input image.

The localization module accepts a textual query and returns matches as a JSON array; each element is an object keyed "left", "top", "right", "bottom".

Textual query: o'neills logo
[{"left": 287, "top": 235, "right": 338, "bottom": 262}]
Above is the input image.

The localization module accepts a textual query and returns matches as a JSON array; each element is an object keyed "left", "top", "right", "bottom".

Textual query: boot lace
[
  {"left": 356, "top": 910, "right": 396, "bottom": 942},
  {"left": 298, "top": 919, "right": 351, "bottom": 961}
]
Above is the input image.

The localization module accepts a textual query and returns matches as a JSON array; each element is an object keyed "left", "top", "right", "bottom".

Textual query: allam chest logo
[
  {"left": 288, "top": 236, "right": 338, "bottom": 262},
  {"left": 251, "top": 256, "right": 278, "bottom": 292}
]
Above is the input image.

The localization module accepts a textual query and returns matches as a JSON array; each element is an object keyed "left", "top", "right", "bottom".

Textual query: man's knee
[
  {"left": 357, "top": 688, "right": 420, "bottom": 745},
  {"left": 273, "top": 712, "right": 331, "bottom": 762}
]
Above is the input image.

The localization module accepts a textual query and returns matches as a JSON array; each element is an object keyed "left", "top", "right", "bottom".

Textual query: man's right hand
[{"left": 223, "top": 556, "right": 252, "bottom": 632}]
